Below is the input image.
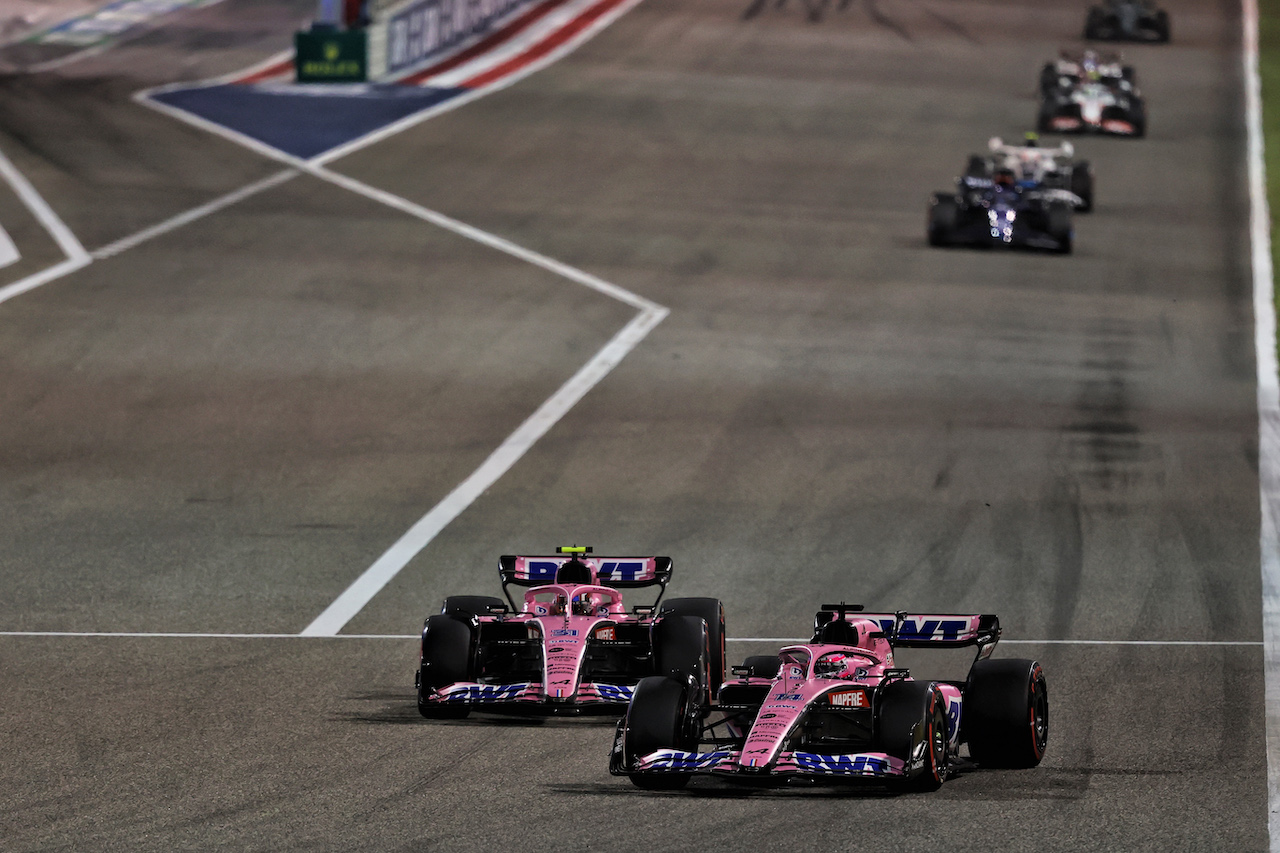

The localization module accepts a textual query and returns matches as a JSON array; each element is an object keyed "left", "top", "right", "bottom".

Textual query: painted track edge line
[{"left": 1244, "top": 0, "right": 1280, "bottom": 847}]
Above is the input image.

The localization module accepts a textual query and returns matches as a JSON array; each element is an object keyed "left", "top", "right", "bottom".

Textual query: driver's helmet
[
  {"left": 572, "top": 591, "right": 598, "bottom": 616},
  {"left": 1081, "top": 50, "right": 1100, "bottom": 73},
  {"left": 1023, "top": 131, "right": 1040, "bottom": 147},
  {"left": 993, "top": 167, "right": 1016, "bottom": 188},
  {"left": 813, "top": 652, "right": 854, "bottom": 679}
]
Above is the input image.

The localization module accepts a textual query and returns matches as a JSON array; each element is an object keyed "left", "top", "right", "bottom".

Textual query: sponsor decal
[
  {"left": 596, "top": 561, "right": 648, "bottom": 582},
  {"left": 550, "top": 629, "right": 580, "bottom": 638},
  {"left": 771, "top": 693, "right": 802, "bottom": 702},
  {"left": 595, "top": 683, "right": 634, "bottom": 703},
  {"left": 947, "top": 699, "right": 961, "bottom": 739},
  {"left": 547, "top": 647, "right": 567, "bottom": 654},
  {"left": 793, "top": 753, "right": 890, "bottom": 776},
  {"left": 787, "top": 665, "right": 804, "bottom": 679},
  {"left": 594, "top": 627, "right": 616, "bottom": 641},
  {"left": 443, "top": 683, "right": 525, "bottom": 702},
  {"left": 875, "top": 618, "right": 970, "bottom": 642},
  {"left": 387, "top": 0, "right": 534, "bottom": 75},
  {"left": 758, "top": 713, "right": 779, "bottom": 720},
  {"left": 827, "top": 689, "right": 868, "bottom": 708},
  {"left": 642, "top": 750, "right": 729, "bottom": 771}
]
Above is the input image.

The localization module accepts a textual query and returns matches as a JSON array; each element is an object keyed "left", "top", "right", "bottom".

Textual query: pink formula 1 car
[
  {"left": 416, "top": 547, "right": 725, "bottom": 718},
  {"left": 609, "top": 604, "right": 1046, "bottom": 790}
]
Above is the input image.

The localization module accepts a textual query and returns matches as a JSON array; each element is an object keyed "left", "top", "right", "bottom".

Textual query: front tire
[
  {"left": 623, "top": 676, "right": 699, "bottom": 789},
  {"left": 963, "top": 658, "right": 1049, "bottom": 768},
  {"left": 1069, "top": 162, "right": 1094, "bottom": 212},
  {"left": 652, "top": 614, "right": 711, "bottom": 706},
  {"left": 928, "top": 194, "right": 958, "bottom": 246},
  {"left": 417, "top": 614, "right": 474, "bottom": 719},
  {"left": 875, "top": 680, "right": 948, "bottom": 793}
]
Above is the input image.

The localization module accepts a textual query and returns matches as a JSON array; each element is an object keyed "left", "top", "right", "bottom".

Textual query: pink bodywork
[{"left": 633, "top": 615, "right": 970, "bottom": 779}]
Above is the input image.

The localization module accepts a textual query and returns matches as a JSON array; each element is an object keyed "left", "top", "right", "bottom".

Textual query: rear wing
[
  {"left": 814, "top": 605, "right": 1001, "bottom": 655},
  {"left": 498, "top": 554, "right": 673, "bottom": 590}
]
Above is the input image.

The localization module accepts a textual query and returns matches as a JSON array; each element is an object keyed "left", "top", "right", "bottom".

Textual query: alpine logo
[{"left": 827, "top": 689, "right": 867, "bottom": 708}]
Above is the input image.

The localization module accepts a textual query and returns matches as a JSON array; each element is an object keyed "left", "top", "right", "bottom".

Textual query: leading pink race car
[{"left": 610, "top": 603, "right": 1047, "bottom": 790}]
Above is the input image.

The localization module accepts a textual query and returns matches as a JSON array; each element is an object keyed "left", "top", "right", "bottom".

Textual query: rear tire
[
  {"left": 1069, "top": 162, "right": 1094, "bottom": 212},
  {"left": 964, "top": 658, "right": 1049, "bottom": 768},
  {"left": 652, "top": 614, "right": 711, "bottom": 706},
  {"left": 875, "top": 680, "right": 948, "bottom": 793},
  {"left": 928, "top": 194, "right": 958, "bottom": 246},
  {"left": 1046, "top": 202, "right": 1072, "bottom": 254},
  {"left": 1155, "top": 10, "right": 1170, "bottom": 42},
  {"left": 659, "top": 598, "right": 726, "bottom": 698},
  {"left": 418, "top": 615, "right": 474, "bottom": 719},
  {"left": 624, "top": 676, "right": 699, "bottom": 789},
  {"left": 1084, "top": 7, "right": 1104, "bottom": 39}
]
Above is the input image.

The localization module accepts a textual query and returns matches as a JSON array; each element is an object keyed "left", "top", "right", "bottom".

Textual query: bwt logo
[
  {"left": 523, "top": 560, "right": 648, "bottom": 581},
  {"left": 876, "top": 618, "right": 970, "bottom": 641},
  {"left": 647, "top": 750, "right": 728, "bottom": 770},
  {"left": 794, "top": 753, "right": 889, "bottom": 775},
  {"left": 448, "top": 684, "right": 523, "bottom": 702}
]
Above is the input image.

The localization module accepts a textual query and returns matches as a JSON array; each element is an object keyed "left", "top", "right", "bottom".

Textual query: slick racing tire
[
  {"left": 965, "top": 155, "right": 990, "bottom": 179},
  {"left": 1155, "top": 10, "right": 1170, "bottom": 43},
  {"left": 1083, "top": 7, "right": 1104, "bottom": 39},
  {"left": 418, "top": 614, "right": 474, "bottom": 719},
  {"left": 963, "top": 658, "right": 1049, "bottom": 768},
  {"left": 1038, "top": 64, "right": 1059, "bottom": 97},
  {"left": 1046, "top": 202, "right": 1073, "bottom": 254},
  {"left": 441, "top": 595, "right": 505, "bottom": 619},
  {"left": 741, "top": 654, "right": 781, "bottom": 679},
  {"left": 1069, "top": 163, "right": 1094, "bottom": 212},
  {"left": 875, "top": 680, "right": 948, "bottom": 793},
  {"left": 659, "top": 598, "right": 726, "bottom": 698},
  {"left": 652, "top": 614, "right": 711, "bottom": 706},
  {"left": 624, "top": 676, "right": 699, "bottom": 790},
  {"left": 928, "top": 194, "right": 958, "bottom": 247}
]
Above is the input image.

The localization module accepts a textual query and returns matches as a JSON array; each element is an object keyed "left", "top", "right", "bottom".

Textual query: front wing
[
  {"left": 422, "top": 680, "right": 635, "bottom": 713},
  {"left": 612, "top": 746, "right": 909, "bottom": 782}
]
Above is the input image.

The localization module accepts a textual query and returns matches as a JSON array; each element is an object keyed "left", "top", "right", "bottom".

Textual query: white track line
[
  {"left": 0, "top": 223, "right": 19, "bottom": 268},
  {"left": 0, "top": 632, "right": 1264, "bottom": 645},
  {"left": 0, "top": 143, "right": 88, "bottom": 262},
  {"left": 1245, "top": 0, "right": 1280, "bottom": 846}
]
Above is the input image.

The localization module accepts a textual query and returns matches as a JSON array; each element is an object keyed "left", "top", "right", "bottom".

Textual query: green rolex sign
[{"left": 295, "top": 28, "right": 367, "bottom": 83}]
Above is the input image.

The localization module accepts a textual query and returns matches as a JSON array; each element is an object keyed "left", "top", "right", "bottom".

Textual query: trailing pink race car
[
  {"left": 609, "top": 604, "right": 1047, "bottom": 790},
  {"left": 416, "top": 547, "right": 725, "bottom": 718}
]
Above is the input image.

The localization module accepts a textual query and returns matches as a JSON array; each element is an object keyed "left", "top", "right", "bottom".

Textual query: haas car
[
  {"left": 967, "top": 133, "right": 1094, "bottom": 212},
  {"left": 1038, "top": 73, "right": 1146, "bottom": 137},
  {"left": 610, "top": 604, "right": 1047, "bottom": 790},
  {"left": 928, "top": 167, "right": 1074, "bottom": 253},
  {"left": 416, "top": 546, "right": 725, "bottom": 718},
  {"left": 1084, "top": 0, "right": 1170, "bottom": 42},
  {"left": 1039, "top": 49, "right": 1136, "bottom": 99}
]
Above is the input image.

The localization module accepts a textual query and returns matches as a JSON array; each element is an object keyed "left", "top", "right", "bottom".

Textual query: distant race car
[
  {"left": 1038, "top": 75, "right": 1146, "bottom": 137},
  {"left": 967, "top": 134, "right": 1094, "bottom": 212},
  {"left": 610, "top": 604, "right": 1048, "bottom": 790},
  {"left": 1084, "top": 0, "right": 1170, "bottom": 42},
  {"left": 415, "top": 546, "right": 725, "bottom": 718},
  {"left": 928, "top": 167, "right": 1074, "bottom": 253},
  {"left": 1039, "top": 49, "right": 1136, "bottom": 98}
]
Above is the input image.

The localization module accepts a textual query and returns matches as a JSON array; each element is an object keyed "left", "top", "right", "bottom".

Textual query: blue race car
[{"left": 927, "top": 167, "right": 1074, "bottom": 254}]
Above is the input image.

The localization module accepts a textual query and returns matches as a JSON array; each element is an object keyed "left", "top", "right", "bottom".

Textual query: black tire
[
  {"left": 1046, "top": 202, "right": 1072, "bottom": 254},
  {"left": 741, "top": 654, "right": 781, "bottom": 679},
  {"left": 963, "top": 658, "right": 1048, "bottom": 768},
  {"left": 418, "top": 614, "right": 474, "bottom": 719},
  {"left": 875, "top": 680, "right": 948, "bottom": 793},
  {"left": 624, "top": 676, "right": 699, "bottom": 789},
  {"left": 965, "top": 155, "right": 989, "bottom": 179},
  {"left": 928, "top": 194, "right": 958, "bottom": 246},
  {"left": 1084, "top": 7, "right": 1104, "bottom": 39},
  {"left": 660, "top": 598, "right": 726, "bottom": 698},
  {"left": 441, "top": 595, "right": 505, "bottom": 619},
  {"left": 1155, "top": 10, "right": 1170, "bottom": 43},
  {"left": 652, "top": 614, "right": 710, "bottom": 705},
  {"left": 1069, "top": 163, "right": 1094, "bottom": 212},
  {"left": 1038, "top": 63, "right": 1058, "bottom": 97}
]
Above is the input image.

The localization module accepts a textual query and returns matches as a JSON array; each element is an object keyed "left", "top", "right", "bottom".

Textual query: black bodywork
[
  {"left": 1085, "top": 0, "right": 1170, "bottom": 42},
  {"left": 927, "top": 177, "right": 1073, "bottom": 253}
]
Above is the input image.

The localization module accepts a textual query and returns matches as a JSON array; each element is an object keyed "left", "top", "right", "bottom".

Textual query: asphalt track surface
[{"left": 0, "top": 0, "right": 1267, "bottom": 850}]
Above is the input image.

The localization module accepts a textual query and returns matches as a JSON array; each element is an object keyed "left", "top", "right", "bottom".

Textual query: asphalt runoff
[{"left": 0, "top": 0, "right": 1265, "bottom": 849}]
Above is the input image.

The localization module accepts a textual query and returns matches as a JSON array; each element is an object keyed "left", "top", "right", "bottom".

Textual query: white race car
[{"left": 964, "top": 135, "right": 1094, "bottom": 212}]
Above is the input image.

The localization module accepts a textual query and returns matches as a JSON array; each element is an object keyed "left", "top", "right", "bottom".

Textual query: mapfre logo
[
  {"left": 595, "top": 627, "right": 616, "bottom": 641},
  {"left": 827, "top": 689, "right": 867, "bottom": 708}
]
